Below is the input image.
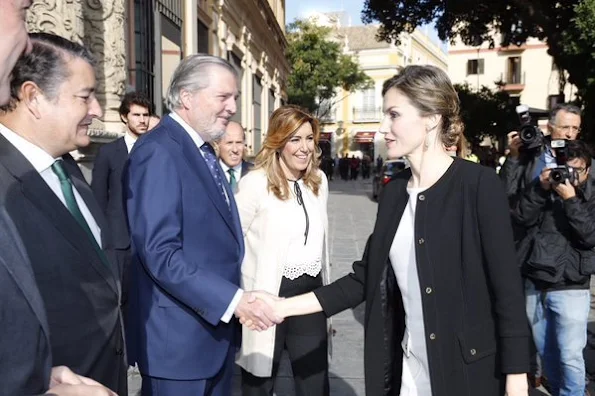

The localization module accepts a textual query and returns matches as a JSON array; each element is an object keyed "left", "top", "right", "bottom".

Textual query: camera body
[
  {"left": 549, "top": 139, "right": 577, "bottom": 185},
  {"left": 516, "top": 104, "right": 544, "bottom": 150}
]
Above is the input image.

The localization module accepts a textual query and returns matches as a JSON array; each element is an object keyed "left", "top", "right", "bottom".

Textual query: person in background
[
  {"left": 217, "top": 120, "right": 253, "bottom": 193},
  {"left": 148, "top": 114, "right": 161, "bottom": 130},
  {"left": 235, "top": 105, "right": 331, "bottom": 396},
  {"left": 244, "top": 65, "right": 530, "bottom": 396}
]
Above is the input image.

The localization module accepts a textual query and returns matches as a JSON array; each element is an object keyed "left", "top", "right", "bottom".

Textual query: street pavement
[{"left": 127, "top": 176, "right": 595, "bottom": 395}]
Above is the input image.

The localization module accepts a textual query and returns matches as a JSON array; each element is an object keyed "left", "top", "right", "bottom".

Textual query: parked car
[{"left": 372, "top": 159, "right": 409, "bottom": 200}]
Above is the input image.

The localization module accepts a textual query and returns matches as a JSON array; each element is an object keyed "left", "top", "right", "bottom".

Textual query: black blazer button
[
  {"left": 419, "top": 194, "right": 425, "bottom": 201},
  {"left": 116, "top": 348, "right": 123, "bottom": 355}
]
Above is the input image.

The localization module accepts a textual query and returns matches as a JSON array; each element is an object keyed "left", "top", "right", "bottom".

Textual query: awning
[
  {"left": 353, "top": 131, "right": 375, "bottom": 143},
  {"left": 319, "top": 132, "right": 332, "bottom": 142}
]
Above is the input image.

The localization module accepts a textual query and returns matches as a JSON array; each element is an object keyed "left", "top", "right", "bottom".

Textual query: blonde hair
[{"left": 255, "top": 105, "right": 322, "bottom": 200}]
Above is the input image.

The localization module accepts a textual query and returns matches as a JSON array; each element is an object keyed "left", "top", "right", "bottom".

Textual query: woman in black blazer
[{"left": 242, "top": 65, "right": 531, "bottom": 396}]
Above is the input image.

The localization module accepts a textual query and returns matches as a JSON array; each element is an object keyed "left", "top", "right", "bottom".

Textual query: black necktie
[{"left": 200, "top": 143, "right": 229, "bottom": 206}]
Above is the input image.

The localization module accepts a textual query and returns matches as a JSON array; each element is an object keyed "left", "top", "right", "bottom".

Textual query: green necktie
[
  {"left": 228, "top": 168, "right": 238, "bottom": 193},
  {"left": 51, "top": 161, "right": 110, "bottom": 268}
]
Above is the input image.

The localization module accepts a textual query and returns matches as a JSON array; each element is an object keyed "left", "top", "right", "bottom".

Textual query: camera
[
  {"left": 549, "top": 139, "right": 578, "bottom": 185},
  {"left": 516, "top": 104, "right": 544, "bottom": 150}
]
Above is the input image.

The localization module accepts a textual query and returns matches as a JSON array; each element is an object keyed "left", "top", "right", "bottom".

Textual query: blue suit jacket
[{"left": 124, "top": 115, "right": 244, "bottom": 380}]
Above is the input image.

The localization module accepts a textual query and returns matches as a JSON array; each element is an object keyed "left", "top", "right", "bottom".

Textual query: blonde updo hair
[{"left": 382, "top": 65, "right": 464, "bottom": 148}]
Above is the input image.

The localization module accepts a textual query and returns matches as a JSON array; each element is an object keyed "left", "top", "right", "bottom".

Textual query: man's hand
[
  {"left": 47, "top": 366, "right": 116, "bottom": 396},
  {"left": 553, "top": 178, "right": 577, "bottom": 200},
  {"left": 46, "top": 384, "right": 117, "bottom": 396},
  {"left": 539, "top": 168, "right": 552, "bottom": 191},
  {"left": 507, "top": 131, "right": 522, "bottom": 158},
  {"left": 234, "top": 291, "right": 283, "bottom": 331},
  {"left": 504, "top": 373, "right": 528, "bottom": 396}
]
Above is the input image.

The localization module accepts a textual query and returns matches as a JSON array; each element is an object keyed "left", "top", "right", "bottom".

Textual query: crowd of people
[{"left": 3, "top": 2, "right": 595, "bottom": 396}]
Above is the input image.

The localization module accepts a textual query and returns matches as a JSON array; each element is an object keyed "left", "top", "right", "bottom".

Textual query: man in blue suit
[{"left": 124, "top": 54, "right": 282, "bottom": 396}]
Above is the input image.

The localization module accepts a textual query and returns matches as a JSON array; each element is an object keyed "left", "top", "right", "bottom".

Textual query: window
[
  {"left": 466, "top": 59, "right": 484, "bottom": 75},
  {"left": 253, "top": 75, "right": 263, "bottom": 152},
  {"left": 506, "top": 57, "right": 522, "bottom": 84},
  {"left": 362, "top": 87, "right": 375, "bottom": 110},
  {"left": 132, "top": 0, "right": 155, "bottom": 107},
  {"left": 228, "top": 52, "right": 243, "bottom": 123},
  {"left": 268, "top": 89, "right": 276, "bottom": 118},
  {"left": 197, "top": 20, "right": 209, "bottom": 54}
]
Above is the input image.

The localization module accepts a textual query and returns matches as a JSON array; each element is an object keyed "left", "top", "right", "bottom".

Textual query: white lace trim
[{"left": 282, "top": 259, "right": 322, "bottom": 280}]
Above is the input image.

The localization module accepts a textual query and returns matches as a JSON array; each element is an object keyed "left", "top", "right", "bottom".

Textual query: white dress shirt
[
  {"left": 124, "top": 131, "right": 137, "bottom": 153},
  {"left": 0, "top": 123, "right": 102, "bottom": 247},
  {"left": 168, "top": 113, "right": 242, "bottom": 322},
  {"left": 219, "top": 160, "right": 243, "bottom": 185}
]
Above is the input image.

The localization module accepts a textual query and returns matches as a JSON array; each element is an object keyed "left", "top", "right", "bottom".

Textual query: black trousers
[{"left": 241, "top": 273, "right": 329, "bottom": 396}]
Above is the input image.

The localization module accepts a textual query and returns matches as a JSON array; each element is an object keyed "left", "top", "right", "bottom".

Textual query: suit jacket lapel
[
  {"left": 0, "top": 136, "right": 118, "bottom": 295},
  {"left": 65, "top": 157, "right": 120, "bottom": 291},
  {"left": 164, "top": 117, "right": 242, "bottom": 245},
  {"left": 0, "top": 209, "right": 51, "bottom": 348},
  {"left": 115, "top": 138, "right": 128, "bottom": 165}
]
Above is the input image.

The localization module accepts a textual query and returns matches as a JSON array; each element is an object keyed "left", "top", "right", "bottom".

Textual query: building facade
[
  {"left": 449, "top": 35, "right": 576, "bottom": 118},
  {"left": 27, "top": 0, "right": 289, "bottom": 177},
  {"left": 317, "top": 22, "right": 448, "bottom": 161}
]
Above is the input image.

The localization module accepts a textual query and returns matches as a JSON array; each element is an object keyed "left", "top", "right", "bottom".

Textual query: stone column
[
  {"left": 27, "top": 0, "right": 127, "bottom": 143},
  {"left": 183, "top": 0, "right": 198, "bottom": 56}
]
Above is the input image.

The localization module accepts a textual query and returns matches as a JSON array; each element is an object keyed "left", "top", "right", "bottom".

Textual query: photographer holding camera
[
  {"left": 513, "top": 139, "right": 595, "bottom": 396},
  {"left": 500, "top": 104, "right": 582, "bottom": 201}
]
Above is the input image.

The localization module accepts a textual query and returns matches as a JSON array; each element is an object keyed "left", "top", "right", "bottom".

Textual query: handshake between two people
[{"left": 234, "top": 290, "right": 285, "bottom": 332}]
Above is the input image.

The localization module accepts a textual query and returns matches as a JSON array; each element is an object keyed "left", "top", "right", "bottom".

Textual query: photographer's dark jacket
[
  {"left": 512, "top": 176, "right": 595, "bottom": 291},
  {"left": 314, "top": 159, "right": 530, "bottom": 396}
]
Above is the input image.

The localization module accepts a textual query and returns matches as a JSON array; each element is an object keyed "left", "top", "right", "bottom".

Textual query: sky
[{"left": 285, "top": 0, "right": 445, "bottom": 49}]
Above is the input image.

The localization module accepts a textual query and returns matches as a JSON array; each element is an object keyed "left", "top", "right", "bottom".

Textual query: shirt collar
[
  {"left": 169, "top": 112, "right": 205, "bottom": 148},
  {"left": 219, "top": 159, "right": 242, "bottom": 174},
  {"left": 124, "top": 131, "right": 137, "bottom": 149},
  {"left": 0, "top": 122, "right": 57, "bottom": 173}
]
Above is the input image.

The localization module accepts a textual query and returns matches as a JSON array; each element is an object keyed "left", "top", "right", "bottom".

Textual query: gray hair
[
  {"left": 165, "top": 54, "right": 237, "bottom": 112},
  {"left": 1, "top": 32, "right": 95, "bottom": 112},
  {"left": 549, "top": 103, "right": 582, "bottom": 125}
]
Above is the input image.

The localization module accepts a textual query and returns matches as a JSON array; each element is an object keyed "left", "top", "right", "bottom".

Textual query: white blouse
[
  {"left": 389, "top": 187, "right": 432, "bottom": 396},
  {"left": 283, "top": 179, "right": 324, "bottom": 280}
]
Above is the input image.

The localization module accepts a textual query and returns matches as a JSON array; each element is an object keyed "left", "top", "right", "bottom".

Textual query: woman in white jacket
[{"left": 235, "top": 105, "right": 330, "bottom": 396}]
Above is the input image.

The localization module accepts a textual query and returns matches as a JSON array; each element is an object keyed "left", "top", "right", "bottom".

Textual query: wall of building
[{"left": 449, "top": 36, "right": 576, "bottom": 110}]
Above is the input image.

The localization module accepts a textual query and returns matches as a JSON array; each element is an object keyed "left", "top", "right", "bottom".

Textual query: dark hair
[
  {"left": 382, "top": 65, "right": 464, "bottom": 148},
  {"left": 549, "top": 103, "right": 582, "bottom": 124},
  {"left": 118, "top": 92, "right": 153, "bottom": 118},
  {"left": 1, "top": 33, "right": 95, "bottom": 112},
  {"left": 567, "top": 140, "right": 593, "bottom": 168}
]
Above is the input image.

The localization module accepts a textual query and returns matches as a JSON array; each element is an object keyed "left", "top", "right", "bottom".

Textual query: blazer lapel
[
  {"left": 0, "top": 137, "right": 118, "bottom": 295},
  {"left": 164, "top": 117, "right": 241, "bottom": 245},
  {"left": 65, "top": 157, "right": 120, "bottom": 290}
]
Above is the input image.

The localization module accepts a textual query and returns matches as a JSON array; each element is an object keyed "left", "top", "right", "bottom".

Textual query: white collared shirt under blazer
[{"left": 235, "top": 168, "right": 331, "bottom": 377}]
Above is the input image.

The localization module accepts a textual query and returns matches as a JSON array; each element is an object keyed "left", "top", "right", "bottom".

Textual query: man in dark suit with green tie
[
  {"left": 0, "top": 32, "right": 125, "bottom": 394},
  {"left": 217, "top": 121, "right": 253, "bottom": 193}
]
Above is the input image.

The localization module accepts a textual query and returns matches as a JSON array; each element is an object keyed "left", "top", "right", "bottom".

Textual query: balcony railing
[
  {"left": 499, "top": 71, "right": 526, "bottom": 92},
  {"left": 353, "top": 106, "right": 382, "bottom": 122}
]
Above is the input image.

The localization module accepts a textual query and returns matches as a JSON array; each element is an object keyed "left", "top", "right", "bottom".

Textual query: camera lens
[
  {"left": 520, "top": 128, "right": 535, "bottom": 141},
  {"left": 551, "top": 171, "right": 562, "bottom": 183}
]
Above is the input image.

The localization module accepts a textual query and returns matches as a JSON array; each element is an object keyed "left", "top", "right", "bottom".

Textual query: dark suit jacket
[
  {"left": 0, "top": 207, "right": 51, "bottom": 395},
  {"left": 0, "top": 136, "right": 127, "bottom": 395},
  {"left": 314, "top": 158, "right": 530, "bottom": 396},
  {"left": 91, "top": 137, "right": 129, "bottom": 249},
  {"left": 241, "top": 160, "right": 253, "bottom": 177},
  {"left": 124, "top": 115, "right": 244, "bottom": 380}
]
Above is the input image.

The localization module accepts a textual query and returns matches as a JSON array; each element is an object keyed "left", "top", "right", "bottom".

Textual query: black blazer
[
  {"left": 0, "top": 207, "right": 51, "bottom": 395},
  {"left": 0, "top": 136, "right": 127, "bottom": 395},
  {"left": 91, "top": 137, "right": 129, "bottom": 249},
  {"left": 315, "top": 158, "right": 530, "bottom": 396}
]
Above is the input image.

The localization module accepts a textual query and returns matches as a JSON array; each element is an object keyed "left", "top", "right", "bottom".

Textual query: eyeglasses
[
  {"left": 554, "top": 125, "right": 581, "bottom": 133},
  {"left": 570, "top": 166, "right": 588, "bottom": 174}
]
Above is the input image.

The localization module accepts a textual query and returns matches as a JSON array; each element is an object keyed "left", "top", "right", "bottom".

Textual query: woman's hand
[
  {"left": 505, "top": 373, "right": 529, "bottom": 396},
  {"left": 239, "top": 293, "right": 285, "bottom": 331}
]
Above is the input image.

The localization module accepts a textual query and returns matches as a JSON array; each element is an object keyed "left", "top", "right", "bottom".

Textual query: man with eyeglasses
[
  {"left": 512, "top": 139, "right": 595, "bottom": 396},
  {"left": 500, "top": 103, "right": 583, "bottom": 390}
]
